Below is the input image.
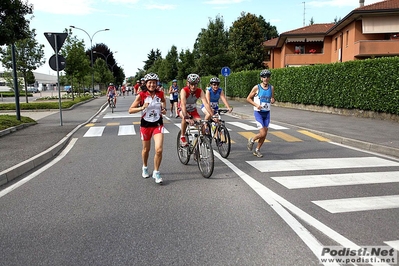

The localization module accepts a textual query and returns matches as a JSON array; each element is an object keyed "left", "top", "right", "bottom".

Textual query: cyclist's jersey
[
  {"left": 201, "top": 87, "right": 222, "bottom": 111},
  {"left": 180, "top": 86, "right": 202, "bottom": 113},
  {"left": 254, "top": 84, "right": 272, "bottom": 112},
  {"left": 170, "top": 85, "right": 179, "bottom": 100},
  {"left": 140, "top": 90, "right": 164, "bottom": 127},
  {"left": 108, "top": 86, "right": 116, "bottom": 96}
]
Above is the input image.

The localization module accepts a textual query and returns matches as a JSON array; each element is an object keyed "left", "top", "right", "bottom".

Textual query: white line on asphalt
[
  {"left": 118, "top": 125, "right": 136, "bottom": 136},
  {"left": 249, "top": 121, "right": 289, "bottom": 130},
  {"left": 215, "top": 152, "right": 389, "bottom": 266},
  {"left": 83, "top": 126, "right": 105, "bottom": 137},
  {"left": 312, "top": 195, "right": 399, "bottom": 213},
  {"left": 227, "top": 121, "right": 258, "bottom": 130},
  {"left": 271, "top": 171, "right": 399, "bottom": 189},
  {"left": 104, "top": 113, "right": 140, "bottom": 119},
  {"left": 247, "top": 157, "right": 399, "bottom": 172},
  {"left": 0, "top": 138, "right": 78, "bottom": 199}
]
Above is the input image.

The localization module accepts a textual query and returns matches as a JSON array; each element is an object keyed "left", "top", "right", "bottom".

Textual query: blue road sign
[{"left": 221, "top": 67, "right": 231, "bottom": 77}]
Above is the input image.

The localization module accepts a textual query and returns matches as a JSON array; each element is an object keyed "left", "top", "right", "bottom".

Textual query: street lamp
[
  {"left": 70, "top": 25, "right": 109, "bottom": 96},
  {"left": 93, "top": 51, "right": 117, "bottom": 66}
]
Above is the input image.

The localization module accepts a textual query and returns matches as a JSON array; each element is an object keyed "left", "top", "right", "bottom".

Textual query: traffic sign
[
  {"left": 44, "top": 32, "right": 68, "bottom": 53},
  {"left": 49, "top": 54, "right": 66, "bottom": 71},
  {"left": 221, "top": 66, "right": 231, "bottom": 77}
]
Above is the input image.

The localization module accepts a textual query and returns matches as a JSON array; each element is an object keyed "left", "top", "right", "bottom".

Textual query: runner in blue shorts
[{"left": 246, "top": 69, "right": 275, "bottom": 158}]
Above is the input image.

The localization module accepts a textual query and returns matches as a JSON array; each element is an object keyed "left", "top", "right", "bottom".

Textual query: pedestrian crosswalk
[
  {"left": 81, "top": 120, "right": 330, "bottom": 143},
  {"left": 247, "top": 156, "right": 399, "bottom": 214}
]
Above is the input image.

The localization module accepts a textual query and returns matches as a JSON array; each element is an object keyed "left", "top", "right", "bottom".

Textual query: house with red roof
[{"left": 264, "top": 0, "right": 399, "bottom": 69}]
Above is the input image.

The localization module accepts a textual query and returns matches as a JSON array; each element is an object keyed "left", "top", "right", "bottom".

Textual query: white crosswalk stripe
[
  {"left": 247, "top": 157, "right": 399, "bottom": 172},
  {"left": 118, "top": 125, "right": 136, "bottom": 136},
  {"left": 84, "top": 126, "right": 105, "bottom": 137},
  {"left": 271, "top": 171, "right": 399, "bottom": 189},
  {"left": 227, "top": 122, "right": 258, "bottom": 130},
  {"left": 312, "top": 195, "right": 399, "bottom": 213}
]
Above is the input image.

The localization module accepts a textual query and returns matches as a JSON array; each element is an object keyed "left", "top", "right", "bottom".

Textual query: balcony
[
  {"left": 354, "top": 40, "right": 399, "bottom": 57},
  {"left": 285, "top": 53, "right": 330, "bottom": 66}
]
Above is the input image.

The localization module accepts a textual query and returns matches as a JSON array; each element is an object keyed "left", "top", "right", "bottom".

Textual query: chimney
[{"left": 359, "top": 0, "right": 365, "bottom": 7}]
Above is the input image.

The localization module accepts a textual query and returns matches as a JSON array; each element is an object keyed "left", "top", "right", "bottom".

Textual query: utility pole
[{"left": 303, "top": 2, "right": 306, "bottom": 27}]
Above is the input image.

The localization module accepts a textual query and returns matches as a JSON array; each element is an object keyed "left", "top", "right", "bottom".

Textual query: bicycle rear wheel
[
  {"left": 197, "top": 136, "right": 214, "bottom": 178},
  {"left": 177, "top": 131, "right": 190, "bottom": 165},
  {"left": 216, "top": 124, "right": 231, "bottom": 158}
]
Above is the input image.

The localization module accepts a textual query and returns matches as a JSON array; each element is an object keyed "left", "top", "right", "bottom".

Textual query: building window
[
  {"left": 346, "top": 30, "right": 349, "bottom": 47},
  {"left": 335, "top": 37, "right": 338, "bottom": 51},
  {"left": 294, "top": 45, "right": 305, "bottom": 54}
]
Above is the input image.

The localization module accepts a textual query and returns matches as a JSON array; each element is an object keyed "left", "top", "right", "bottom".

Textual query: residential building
[{"left": 264, "top": 0, "right": 399, "bottom": 69}]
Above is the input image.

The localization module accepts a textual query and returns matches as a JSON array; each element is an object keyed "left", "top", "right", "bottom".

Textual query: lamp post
[
  {"left": 70, "top": 26, "right": 109, "bottom": 96},
  {"left": 93, "top": 50, "right": 117, "bottom": 66}
]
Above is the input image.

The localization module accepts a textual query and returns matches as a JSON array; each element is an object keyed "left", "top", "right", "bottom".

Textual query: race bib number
[{"left": 261, "top": 102, "right": 271, "bottom": 111}]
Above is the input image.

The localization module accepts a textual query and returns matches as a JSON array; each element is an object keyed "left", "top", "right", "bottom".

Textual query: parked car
[
  {"left": 27, "top": 87, "right": 39, "bottom": 93},
  {"left": 64, "top": 85, "right": 72, "bottom": 93}
]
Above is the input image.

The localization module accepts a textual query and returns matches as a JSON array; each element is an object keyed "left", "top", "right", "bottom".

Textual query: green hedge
[{"left": 202, "top": 57, "right": 398, "bottom": 115}]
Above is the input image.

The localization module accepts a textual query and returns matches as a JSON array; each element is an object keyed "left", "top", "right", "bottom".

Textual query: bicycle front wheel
[
  {"left": 197, "top": 136, "right": 214, "bottom": 178},
  {"left": 177, "top": 131, "right": 190, "bottom": 165},
  {"left": 216, "top": 124, "right": 231, "bottom": 158}
]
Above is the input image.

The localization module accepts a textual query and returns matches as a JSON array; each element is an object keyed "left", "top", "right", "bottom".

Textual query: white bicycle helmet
[
  {"left": 210, "top": 77, "right": 220, "bottom": 83},
  {"left": 187, "top": 73, "right": 200, "bottom": 84},
  {"left": 260, "top": 69, "right": 271, "bottom": 78},
  {"left": 144, "top": 73, "right": 159, "bottom": 82}
]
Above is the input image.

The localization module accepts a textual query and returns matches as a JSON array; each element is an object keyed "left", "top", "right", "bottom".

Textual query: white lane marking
[
  {"left": 312, "top": 195, "right": 399, "bottom": 213},
  {"left": 83, "top": 126, "right": 105, "bottom": 137},
  {"left": 249, "top": 121, "right": 288, "bottom": 130},
  {"left": 215, "top": 152, "right": 389, "bottom": 266},
  {"left": 271, "top": 171, "right": 399, "bottom": 189},
  {"left": 247, "top": 157, "right": 399, "bottom": 172},
  {"left": 0, "top": 138, "right": 78, "bottom": 198},
  {"left": 384, "top": 240, "right": 399, "bottom": 251},
  {"left": 213, "top": 153, "right": 338, "bottom": 265},
  {"left": 118, "top": 125, "right": 136, "bottom": 136},
  {"left": 227, "top": 122, "right": 258, "bottom": 130}
]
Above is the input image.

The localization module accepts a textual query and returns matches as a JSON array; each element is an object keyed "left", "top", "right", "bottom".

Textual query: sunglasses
[
  {"left": 211, "top": 83, "right": 219, "bottom": 86},
  {"left": 262, "top": 75, "right": 271, "bottom": 78}
]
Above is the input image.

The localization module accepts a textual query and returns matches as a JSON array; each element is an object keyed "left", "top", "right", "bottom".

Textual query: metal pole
[
  {"left": 224, "top": 76, "right": 227, "bottom": 99},
  {"left": 55, "top": 34, "right": 63, "bottom": 126},
  {"left": 11, "top": 43, "right": 21, "bottom": 121}
]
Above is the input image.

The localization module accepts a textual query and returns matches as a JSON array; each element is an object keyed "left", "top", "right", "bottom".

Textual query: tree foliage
[
  {"left": 229, "top": 12, "right": 269, "bottom": 72},
  {"left": 0, "top": 28, "right": 45, "bottom": 103},
  {"left": 195, "top": 15, "right": 231, "bottom": 76},
  {"left": 0, "top": 0, "right": 33, "bottom": 45},
  {"left": 143, "top": 49, "right": 162, "bottom": 71}
]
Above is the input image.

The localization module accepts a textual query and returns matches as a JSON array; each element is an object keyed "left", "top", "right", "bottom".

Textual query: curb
[
  {"left": 0, "top": 101, "right": 108, "bottom": 187},
  {"left": 0, "top": 122, "right": 37, "bottom": 138}
]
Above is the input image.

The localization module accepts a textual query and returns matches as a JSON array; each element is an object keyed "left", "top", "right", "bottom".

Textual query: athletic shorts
[
  {"left": 140, "top": 125, "right": 164, "bottom": 141},
  {"left": 178, "top": 109, "right": 201, "bottom": 119},
  {"left": 254, "top": 111, "right": 270, "bottom": 128},
  {"left": 170, "top": 98, "right": 178, "bottom": 104}
]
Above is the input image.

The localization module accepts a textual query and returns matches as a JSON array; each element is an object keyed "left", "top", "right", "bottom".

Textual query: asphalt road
[{"left": 1, "top": 95, "right": 398, "bottom": 265}]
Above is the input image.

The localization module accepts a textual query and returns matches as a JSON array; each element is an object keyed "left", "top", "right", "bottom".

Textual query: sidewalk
[
  {"left": 1, "top": 96, "right": 399, "bottom": 188},
  {"left": 0, "top": 97, "right": 107, "bottom": 186}
]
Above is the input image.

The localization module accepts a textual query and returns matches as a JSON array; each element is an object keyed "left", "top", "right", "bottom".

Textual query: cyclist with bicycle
[
  {"left": 201, "top": 76, "right": 233, "bottom": 120},
  {"left": 178, "top": 73, "right": 214, "bottom": 146},
  {"left": 128, "top": 73, "right": 167, "bottom": 184},
  {"left": 107, "top": 83, "right": 117, "bottom": 107}
]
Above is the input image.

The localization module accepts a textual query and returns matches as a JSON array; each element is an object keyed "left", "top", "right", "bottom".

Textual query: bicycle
[
  {"left": 109, "top": 96, "right": 116, "bottom": 113},
  {"left": 205, "top": 109, "right": 231, "bottom": 158},
  {"left": 176, "top": 119, "right": 215, "bottom": 178}
]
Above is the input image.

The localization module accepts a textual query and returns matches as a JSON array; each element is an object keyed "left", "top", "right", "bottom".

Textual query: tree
[
  {"left": 257, "top": 15, "right": 279, "bottom": 41},
  {"left": 0, "top": 0, "right": 33, "bottom": 45},
  {"left": 61, "top": 29, "right": 90, "bottom": 98},
  {"left": 309, "top": 17, "right": 315, "bottom": 25},
  {"left": 177, "top": 49, "right": 195, "bottom": 81},
  {"left": 0, "top": 28, "right": 45, "bottom": 103},
  {"left": 158, "top": 45, "right": 179, "bottom": 82},
  {"left": 94, "top": 58, "right": 113, "bottom": 90},
  {"left": 143, "top": 49, "right": 162, "bottom": 71},
  {"left": 229, "top": 12, "right": 268, "bottom": 72},
  {"left": 194, "top": 15, "right": 231, "bottom": 76}
]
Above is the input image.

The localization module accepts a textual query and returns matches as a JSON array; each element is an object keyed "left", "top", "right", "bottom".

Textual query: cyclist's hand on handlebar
[{"left": 228, "top": 107, "right": 233, "bottom": 113}]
